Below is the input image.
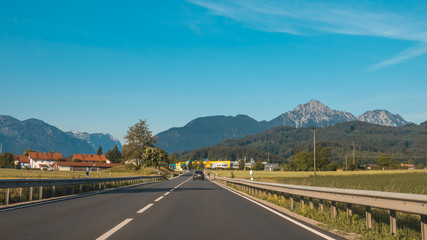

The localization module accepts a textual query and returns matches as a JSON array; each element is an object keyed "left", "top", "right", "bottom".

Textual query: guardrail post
[
  {"left": 268, "top": 191, "right": 271, "bottom": 199},
  {"left": 29, "top": 187, "right": 33, "bottom": 201},
  {"left": 366, "top": 206, "right": 372, "bottom": 228},
  {"left": 319, "top": 199, "right": 324, "bottom": 212},
  {"left": 19, "top": 187, "right": 22, "bottom": 201},
  {"left": 331, "top": 201, "right": 336, "bottom": 219},
  {"left": 79, "top": 184, "right": 83, "bottom": 192},
  {"left": 300, "top": 196, "right": 304, "bottom": 209},
  {"left": 309, "top": 197, "right": 314, "bottom": 209},
  {"left": 290, "top": 195, "right": 294, "bottom": 210},
  {"left": 5, "top": 188, "right": 10, "bottom": 205},
  {"left": 71, "top": 185, "right": 74, "bottom": 195},
  {"left": 421, "top": 215, "right": 427, "bottom": 240},
  {"left": 281, "top": 194, "right": 285, "bottom": 203},
  {"left": 39, "top": 186, "right": 43, "bottom": 200},
  {"left": 346, "top": 203, "right": 352, "bottom": 216},
  {"left": 103, "top": 182, "right": 106, "bottom": 189},
  {"left": 99, "top": 183, "right": 101, "bottom": 189},
  {"left": 62, "top": 186, "right": 66, "bottom": 195},
  {"left": 390, "top": 210, "right": 397, "bottom": 235},
  {"left": 52, "top": 186, "right": 56, "bottom": 197}
]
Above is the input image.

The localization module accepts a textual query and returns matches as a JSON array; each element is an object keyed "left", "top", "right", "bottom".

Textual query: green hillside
[{"left": 175, "top": 121, "right": 427, "bottom": 166}]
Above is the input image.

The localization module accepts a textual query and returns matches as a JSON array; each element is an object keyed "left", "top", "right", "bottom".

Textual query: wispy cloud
[
  {"left": 371, "top": 42, "right": 427, "bottom": 70},
  {"left": 187, "top": 0, "right": 427, "bottom": 69}
]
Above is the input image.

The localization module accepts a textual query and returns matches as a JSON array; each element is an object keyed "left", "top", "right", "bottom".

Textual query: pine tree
[
  {"left": 109, "top": 145, "right": 122, "bottom": 163},
  {"left": 97, "top": 145, "right": 103, "bottom": 155}
]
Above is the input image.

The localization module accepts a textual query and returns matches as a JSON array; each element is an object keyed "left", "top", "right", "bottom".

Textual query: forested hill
[
  {"left": 155, "top": 115, "right": 271, "bottom": 153},
  {"left": 175, "top": 121, "right": 427, "bottom": 165}
]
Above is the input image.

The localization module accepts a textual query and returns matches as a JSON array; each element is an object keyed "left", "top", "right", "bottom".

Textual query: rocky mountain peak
[
  {"left": 294, "top": 99, "right": 330, "bottom": 113},
  {"left": 357, "top": 110, "right": 409, "bottom": 127},
  {"left": 271, "top": 100, "right": 356, "bottom": 128}
]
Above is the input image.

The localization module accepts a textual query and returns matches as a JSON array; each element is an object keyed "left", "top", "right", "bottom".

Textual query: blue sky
[{"left": 1, "top": 0, "right": 427, "bottom": 144}]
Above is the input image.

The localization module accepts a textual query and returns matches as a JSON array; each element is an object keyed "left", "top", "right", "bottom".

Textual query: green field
[
  {"left": 0, "top": 166, "right": 176, "bottom": 179},
  {"left": 208, "top": 169, "right": 427, "bottom": 195}
]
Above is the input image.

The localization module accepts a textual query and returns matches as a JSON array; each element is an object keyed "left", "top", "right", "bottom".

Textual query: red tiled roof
[
  {"left": 13, "top": 155, "right": 29, "bottom": 163},
  {"left": 73, "top": 154, "right": 107, "bottom": 162},
  {"left": 56, "top": 162, "right": 119, "bottom": 168},
  {"left": 29, "top": 152, "right": 63, "bottom": 160}
]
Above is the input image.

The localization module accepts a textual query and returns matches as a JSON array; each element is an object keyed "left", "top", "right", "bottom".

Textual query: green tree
[
  {"left": 122, "top": 119, "right": 157, "bottom": 168},
  {"left": 23, "top": 148, "right": 35, "bottom": 156},
  {"left": 0, "top": 152, "right": 14, "bottom": 168},
  {"left": 292, "top": 152, "right": 311, "bottom": 171},
  {"left": 106, "top": 145, "right": 122, "bottom": 163},
  {"left": 97, "top": 145, "right": 103, "bottom": 155},
  {"left": 316, "top": 147, "right": 331, "bottom": 170},
  {"left": 378, "top": 154, "right": 391, "bottom": 167},
  {"left": 238, "top": 159, "right": 245, "bottom": 170},
  {"left": 141, "top": 147, "right": 164, "bottom": 167},
  {"left": 252, "top": 160, "right": 264, "bottom": 170}
]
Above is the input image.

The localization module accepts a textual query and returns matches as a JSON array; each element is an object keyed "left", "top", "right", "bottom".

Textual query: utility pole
[
  {"left": 311, "top": 129, "right": 318, "bottom": 176},
  {"left": 345, "top": 155, "right": 348, "bottom": 171},
  {"left": 352, "top": 141, "right": 355, "bottom": 165}
]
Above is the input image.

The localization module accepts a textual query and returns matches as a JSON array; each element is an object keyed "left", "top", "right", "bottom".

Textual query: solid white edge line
[
  {"left": 154, "top": 196, "right": 164, "bottom": 202},
  {"left": 137, "top": 203, "right": 154, "bottom": 214},
  {"left": 96, "top": 218, "right": 133, "bottom": 240},
  {"left": 211, "top": 180, "right": 336, "bottom": 240}
]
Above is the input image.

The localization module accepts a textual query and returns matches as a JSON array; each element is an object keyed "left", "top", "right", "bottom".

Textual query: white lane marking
[
  {"left": 212, "top": 181, "right": 336, "bottom": 240},
  {"left": 154, "top": 196, "right": 164, "bottom": 202},
  {"left": 137, "top": 203, "right": 154, "bottom": 214},
  {"left": 164, "top": 192, "right": 170, "bottom": 196},
  {"left": 169, "top": 189, "right": 174, "bottom": 192},
  {"left": 96, "top": 218, "right": 133, "bottom": 240}
]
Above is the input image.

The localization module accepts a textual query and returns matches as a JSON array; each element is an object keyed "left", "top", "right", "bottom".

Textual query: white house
[{"left": 29, "top": 152, "right": 62, "bottom": 169}]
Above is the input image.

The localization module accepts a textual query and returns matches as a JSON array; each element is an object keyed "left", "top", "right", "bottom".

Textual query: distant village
[{"left": 2, "top": 152, "right": 120, "bottom": 171}]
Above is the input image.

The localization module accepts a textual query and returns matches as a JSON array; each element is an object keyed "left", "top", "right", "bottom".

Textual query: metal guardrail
[
  {"left": 216, "top": 177, "right": 427, "bottom": 240},
  {"left": 0, "top": 175, "right": 166, "bottom": 206}
]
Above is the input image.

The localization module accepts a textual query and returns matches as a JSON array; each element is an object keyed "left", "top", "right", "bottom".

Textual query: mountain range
[
  {"left": 156, "top": 100, "right": 410, "bottom": 153},
  {"left": 0, "top": 115, "right": 121, "bottom": 156}
]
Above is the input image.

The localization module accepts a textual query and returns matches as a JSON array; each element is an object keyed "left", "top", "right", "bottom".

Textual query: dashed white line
[
  {"left": 137, "top": 203, "right": 154, "bottom": 214},
  {"left": 96, "top": 218, "right": 133, "bottom": 240},
  {"left": 154, "top": 196, "right": 164, "bottom": 202},
  {"left": 164, "top": 192, "right": 170, "bottom": 196}
]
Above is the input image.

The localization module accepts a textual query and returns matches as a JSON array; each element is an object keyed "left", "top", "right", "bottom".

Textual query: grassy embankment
[
  {"left": 208, "top": 170, "right": 427, "bottom": 239},
  {"left": 0, "top": 166, "right": 176, "bottom": 179}
]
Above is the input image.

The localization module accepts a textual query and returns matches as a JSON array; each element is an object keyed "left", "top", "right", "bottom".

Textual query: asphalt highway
[{"left": 0, "top": 172, "right": 343, "bottom": 240}]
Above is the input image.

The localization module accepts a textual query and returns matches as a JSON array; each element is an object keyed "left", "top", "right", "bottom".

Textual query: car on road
[{"left": 193, "top": 170, "right": 205, "bottom": 180}]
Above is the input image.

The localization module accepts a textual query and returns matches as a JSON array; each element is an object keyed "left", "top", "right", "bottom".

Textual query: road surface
[{"left": 0, "top": 172, "right": 343, "bottom": 240}]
